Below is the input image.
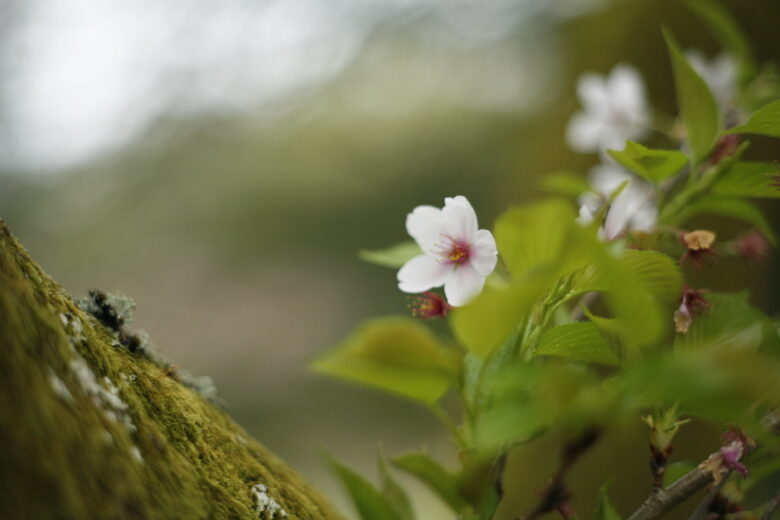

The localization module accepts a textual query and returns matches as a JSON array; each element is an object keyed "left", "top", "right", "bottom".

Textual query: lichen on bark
[{"left": 0, "top": 221, "right": 342, "bottom": 520}]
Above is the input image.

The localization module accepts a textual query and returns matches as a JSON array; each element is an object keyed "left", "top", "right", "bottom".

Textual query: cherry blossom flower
[
  {"left": 566, "top": 64, "right": 650, "bottom": 154},
  {"left": 577, "top": 163, "right": 657, "bottom": 240},
  {"left": 398, "top": 196, "right": 497, "bottom": 307},
  {"left": 687, "top": 51, "right": 738, "bottom": 109}
]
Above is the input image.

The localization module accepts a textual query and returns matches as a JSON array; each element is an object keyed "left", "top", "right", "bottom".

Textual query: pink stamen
[{"left": 433, "top": 235, "right": 471, "bottom": 265}]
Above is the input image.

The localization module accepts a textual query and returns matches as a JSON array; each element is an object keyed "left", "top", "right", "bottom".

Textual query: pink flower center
[{"left": 438, "top": 237, "right": 470, "bottom": 265}]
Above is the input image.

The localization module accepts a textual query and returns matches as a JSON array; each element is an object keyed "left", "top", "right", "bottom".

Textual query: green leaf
[
  {"left": 378, "top": 449, "right": 414, "bottom": 520},
  {"left": 674, "top": 292, "right": 775, "bottom": 352},
  {"left": 311, "top": 317, "right": 460, "bottom": 404},
  {"left": 450, "top": 279, "right": 549, "bottom": 358},
  {"left": 392, "top": 453, "right": 469, "bottom": 512},
  {"left": 494, "top": 199, "right": 579, "bottom": 279},
  {"left": 576, "top": 250, "right": 683, "bottom": 350},
  {"left": 674, "top": 197, "right": 777, "bottom": 244},
  {"left": 711, "top": 161, "right": 780, "bottom": 199},
  {"left": 686, "top": 0, "right": 756, "bottom": 82},
  {"left": 726, "top": 99, "right": 780, "bottom": 138},
  {"left": 534, "top": 322, "right": 620, "bottom": 366},
  {"left": 663, "top": 28, "right": 721, "bottom": 162},
  {"left": 608, "top": 141, "right": 688, "bottom": 183},
  {"left": 359, "top": 241, "right": 421, "bottom": 268},
  {"left": 327, "top": 456, "right": 405, "bottom": 520},
  {"left": 538, "top": 171, "right": 590, "bottom": 198},
  {"left": 593, "top": 483, "right": 622, "bottom": 520}
]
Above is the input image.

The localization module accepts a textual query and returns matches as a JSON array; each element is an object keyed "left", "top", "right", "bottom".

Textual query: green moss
[{"left": 0, "top": 221, "right": 342, "bottom": 520}]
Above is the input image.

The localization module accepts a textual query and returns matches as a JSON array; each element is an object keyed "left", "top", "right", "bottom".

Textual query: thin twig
[
  {"left": 627, "top": 457, "right": 716, "bottom": 520},
  {"left": 688, "top": 469, "right": 732, "bottom": 520},
  {"left": 522, "top": 428, "right": 601, "bottom": 520},
  {"left": 760, "top": 487, "right": 780, "bottom": 520}
]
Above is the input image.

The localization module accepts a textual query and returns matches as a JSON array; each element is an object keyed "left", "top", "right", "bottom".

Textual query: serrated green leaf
[
  {"left": 311, "top": 317, "right": 460, "bottom": 404},
  {"left": 327, "top": 456, "right": 405, "bottom": 520},
  {"left": 726, "top": 99, "right": 780, "bottom": 138},
  {"left": 674, "top": 197, "right": 777, "bottom": 244},
  {"left": 686, "top": 0, "right": 756, "bottom": 82},
  {"left": 608, "top": 141, "right": 688, "bottom": 183},
  {"left": 392, "top": 453, "right": 469, "bottom": 512},
  {"left": 711, "top": 161, "right": 780, "bottom": 199},
  {"left": 450, "top": 278, "right": 549, "bottom": 358},
  {"left": 664, "top": 28, "right": 721, "bottom": 162},
  {"left": 378, "top": 449, "right": 414, "bottom": 520},
  {"left": 359, "top": 241, "right": 422, "bottom": 268},
  {"left": 674, "top": 292, "right": 774, "bottom": 352},
  {"left": 494, "top": 199, "right": 579, "bottom": 279},
  {"left": 538, "top": 171, "right": 590, "bottom": 198},
  {"left": 575, "top": 250, "right": 682, "bottom": 351},
  {"left": 534, "top": 322, "right": 619, "bottom": 365},
  {"left": 593, "top": 483, "right": 622, "bottom": 520}
]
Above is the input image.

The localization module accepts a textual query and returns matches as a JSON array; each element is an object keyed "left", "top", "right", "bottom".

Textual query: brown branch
[
  {"left": 522, "top": 428, "right": 601, "bottom": 520},
  {"left": 627, "top": 455, "right": 717, "bottom": 520},
  {"left": 688, "top": 469, "right": 732, "bottom": 520},
  {"left": 761, "top": 487, "right": 780, "bottom": 520}
]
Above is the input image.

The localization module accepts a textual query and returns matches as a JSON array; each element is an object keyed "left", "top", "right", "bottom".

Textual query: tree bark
[{"left": 0, "top": 221, "right": 343, "bottom": 520}]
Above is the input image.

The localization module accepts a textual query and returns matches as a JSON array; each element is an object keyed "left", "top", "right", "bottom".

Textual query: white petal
[
  {"left": 406, "top": 205, "right": 444, "bottom": 253},
  {"left": 441, "top": 195, "right": 479, "bottom": 241},
  {"left": 577, "top": 73, "right": 608, "bottom": 113},
  {"left": 603, "top": 192, "right": 631, "bottom": 240},
  {"left": 588, "top": 163, "right": 631, "bottom": 196},
  {"left": 566, "top": 112, "right": 606, "bottom": 153},
  {"left": 444, "top": 264, "right": 486, "bottom": 306},
  {"left": 469, "top": 229, "right": 498, "bottom": 276},
  {"left": 608, "top": 63, "right": 646, "bottom": 116},
  {"left": 397, "top": 254, "right": 451, "bottom": 293},
  {"left": 577, "top": 204, "right": 595, "bottom": 226}
]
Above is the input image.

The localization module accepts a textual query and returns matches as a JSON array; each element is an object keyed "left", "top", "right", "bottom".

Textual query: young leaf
[
  {"left": 392, "top": 453, "right": 469, "bottom": 512},
  {"left": 663, "top": 28, "right": 721, "bottom": 162},
  {"left": 311, "top": 317, "right": 460, "bottom": 405},
  {"left": 686, "top": 0, "right": 756, "bottom": 82},
  {"left": 674, "top": 197, "right": 777, "bottom": 244},
  {"left": 534, "top": 322, "right": 620, "bottom": 365},
  {"left": 726, "top": 99, "right": 780, "bottom": 138},
  {"left": 494, "top": 199, "right": 579, "bottom": 279},
  {"left": 711, "top": 161, "right": 780, "bottom": 199},
  {"left": 593, "top": 483, "right": 622, "bottom": 520},
  {"left": 327, "top": 455, "right": 404, "bottom": 520},
  {"left": 450, "top": 278, "right": 549, "bottom": 358},
  {"left": 674, "top": 292, "right": 776, "bottom": 352},
  {"left": 608, "top": 141, "right": 687, "bottom": 183},
  {"left": 378, "top": 449, "right": 414, "bottom": 520},
  {"left": 359, "top": 241, "right": 422, "bottom": 268}
]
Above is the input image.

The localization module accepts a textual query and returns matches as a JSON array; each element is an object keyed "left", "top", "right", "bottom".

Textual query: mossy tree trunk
[{"left": 0, "top": 221, "right": 342, "bottom": 520}]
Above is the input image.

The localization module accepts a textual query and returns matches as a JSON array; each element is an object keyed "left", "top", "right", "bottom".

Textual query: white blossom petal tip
[{"left": 398, "top": 196, "right": 497, "bottom": 307}]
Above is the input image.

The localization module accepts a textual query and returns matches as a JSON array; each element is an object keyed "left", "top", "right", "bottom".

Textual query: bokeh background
[{"left": 1, "top": 0, "right": 779, "bottom": 518}]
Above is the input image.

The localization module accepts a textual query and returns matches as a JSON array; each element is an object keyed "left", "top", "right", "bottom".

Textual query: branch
[
  {"left": 761, "top": 487, "right": 780, "bottom": 520},
  {"left": 627, "top": 454, "right": 717, "bottom": 520},
  {"left": 688, "top": 469, "right": 732, "bottom": 520}
]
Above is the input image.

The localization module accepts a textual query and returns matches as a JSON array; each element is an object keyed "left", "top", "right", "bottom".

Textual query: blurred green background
[{"left": 1, "top": 0, "right": 779, "bottom": 518}]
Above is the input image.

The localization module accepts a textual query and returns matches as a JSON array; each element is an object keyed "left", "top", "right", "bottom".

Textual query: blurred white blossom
[
  {"left": 578, "top": 162, "right": 657, "bottom": 240},
  {"left": 686, "top": 50, "right": 738, "bottom": 109},
  {"left": 566, "top": 64, "right": 650, "bottom": 153}
]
